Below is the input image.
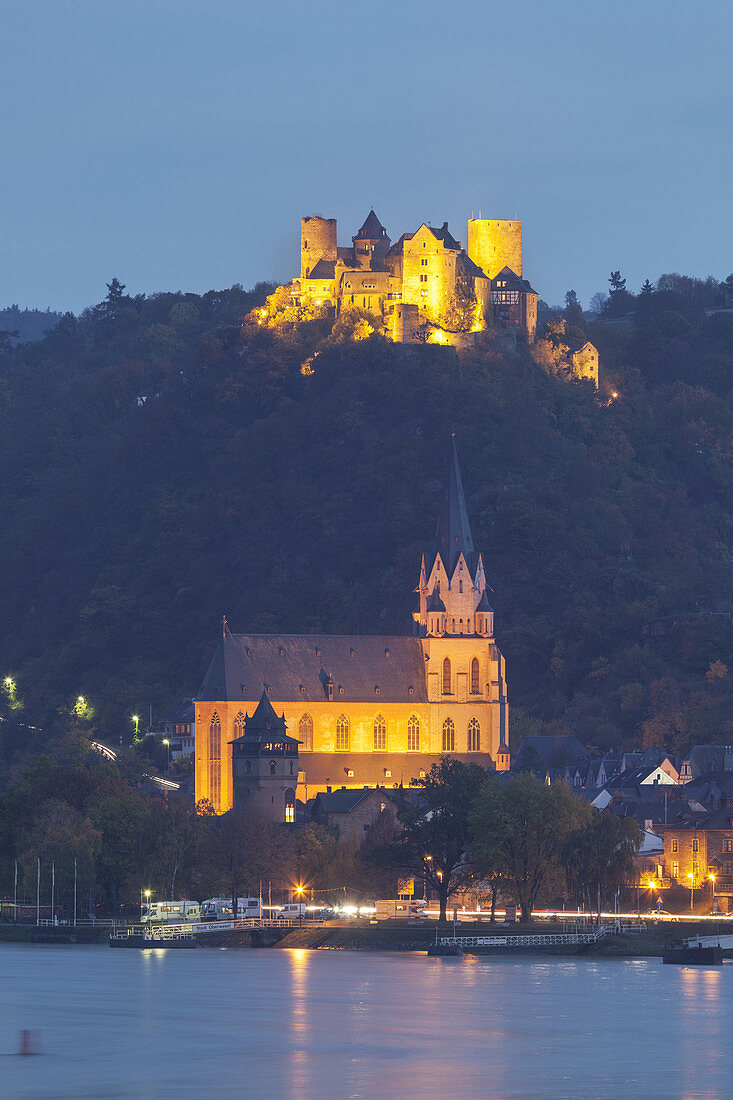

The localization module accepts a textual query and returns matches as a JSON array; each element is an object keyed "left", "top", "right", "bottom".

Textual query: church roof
[
  {"left": 301, "top": 752, "right": 493, "bottom": 789},
  {"left": 427, "top": 587, "right": 446, "bottom": 612},
  {"left": 354, "top": 209, "right": 388, "bottom": 240},
  {"left": 432, "top": 437, "right": 475, "bottom": 574},
  {"left": 198, "top": 633, "right": 428, "bottom": 703}
]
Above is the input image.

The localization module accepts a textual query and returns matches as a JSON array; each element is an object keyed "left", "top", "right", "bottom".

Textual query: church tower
[
  {"left": 415, "top": 438, "right": 509, "bottom": 759},
  {"left": 231, "top": 690, "right": 299, "bottom": 823}
]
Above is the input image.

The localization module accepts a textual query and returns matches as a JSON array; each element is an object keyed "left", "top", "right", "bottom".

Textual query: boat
[
  {"left": 663, "top": 940, "right": 723, "bottom": 965},
  {"left": 109, "top": 932, "right": 199, "bottom": 949},
  {"left": 427, "top": 942, "right": 464, "bottom": 957}
]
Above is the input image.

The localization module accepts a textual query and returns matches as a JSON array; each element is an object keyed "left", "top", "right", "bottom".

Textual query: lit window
[
  {"left": 468, "top": 717, "right": 481, "bottom": 752},
  {"left": 285, "top": 788, "right": 295, "bottom": 823},
  {"left": 407, "top": 715, "right": 420, "bottom": 752},
  {"left": 442, "top": 657, "right": 451, "bottom": 694},
  {"left": 234, "top": 711, "right": 245, "bottom": 738},
  {"left": 209, "top": 713, "right": 221, "bottom": 809},
  {"left": 336, "top": 715, "right": 350, "bottom": 751},
  {"left": 442, "top": 718, "right": 455, "bottom": 752},
  {"left": 299, "top": 713, "right": 313, "bottom": 751},
  {"left": 373, "top": 715, "right": 386, "bottom": 752},
  {"left": 672, "top": 861, "right": 679, "bottom": 878},
  {"left": 471, "top": 657, "right": 480, "bottom": 695}
]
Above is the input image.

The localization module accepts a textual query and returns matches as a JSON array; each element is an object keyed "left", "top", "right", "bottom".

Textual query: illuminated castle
[
  {"left": 194, "top": 440, "right": 510, "bottom": 816},
  {"left": 286, "top": 210, "right": 538, "bottom": 344}
]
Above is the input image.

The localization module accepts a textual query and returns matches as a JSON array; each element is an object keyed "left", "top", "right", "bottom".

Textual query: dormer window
[
  {"left": 375, "top": 686, "right": 381, "bottom": 695},
  {"left": 338, "top": 685, "right": 344, "bottom": 694},
  {"left": 326, "top": 683, "right": 333, "bottom": 701}
]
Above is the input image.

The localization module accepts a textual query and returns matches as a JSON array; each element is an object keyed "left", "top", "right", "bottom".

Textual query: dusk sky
[{"left": 4, "top": 0, "right": 731, "bottom": 313}]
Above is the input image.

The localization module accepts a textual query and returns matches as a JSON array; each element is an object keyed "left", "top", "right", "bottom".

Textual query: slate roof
[
  {"left": 431, "top": 437, "right": 477, "bottom": 575},
  {"left": 230, "top": 690, "right": 299, "bottom": 746},
  {"left": 354, "top": 209, "right": 388, "bottom": 241},
  {"left": 305, "top": 259, "right": 337, "bottom": 280},
  {"left": 300, "top": 752, "right": 494, "bottom": 789},
  {"left": 513, "top": 735, "right": 590, "bottom": 770},
  {"left": 458, "top": 252, "right": 489, "bottom": 280},
  {"left": 311, "top": 786, "right": 402, "bottom": 815},
  {"left": 492, "top": 265, "right": 538, "bottom": 296},
  {"left": 427, "top": 222, "right": 461, "bottom": 250},
  {"left": 199, "top": 633, "right": 428, "bottom": 703}
]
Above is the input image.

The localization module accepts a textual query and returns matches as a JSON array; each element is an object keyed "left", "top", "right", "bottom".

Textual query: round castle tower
[
  {"left": 467, "top": 219, "right": 523, "bottom": 280},
  {"left": 301, "top": 216, "right": 337, "bottom": 280}
]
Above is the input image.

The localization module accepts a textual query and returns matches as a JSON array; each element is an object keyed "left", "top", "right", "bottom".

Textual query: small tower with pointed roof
[
  {"left": 353, "top": 209, "right": 391, "bottom": 269},
  {"left": 231, "top": 690, "right": 299, "bottom": 823}
]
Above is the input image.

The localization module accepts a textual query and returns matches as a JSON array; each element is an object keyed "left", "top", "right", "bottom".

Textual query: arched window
[
  {"left": 209, "top": 712, "right": 221, "bottom": 809},
  {"left": 471, "top": 657, "right": 480, "bottom": 695},
  {"left": 468, "top": 717, "right": 481, "bottom": 752},
  {"left": 233, "top": 711, "right": 245, "bottom": 738},
  {"left": 407, "top": 714, "right": 420, "bottom": 752},
  {"left": 442, "top": 657, "right": 451, "bottom": 694},
  {"left": 284, "top": 788, "right": 295, "bottom": 824},
  {"left": 245, "top": 760, "right": 251, "bottom": 775},
  {"left": 298, "top": 713, "right": 313, "bottom": 751},
  {"left": 373, "top": 715, "right": 386, "bottom": 752},
  {"left": 336, "top": 715, "right": 350, "bottom": 751},
  {"left": 270, "top": 760, "right": 277, "bottom": 775},
  {"left": 442, "top": 718, "right": 455, "bottom": 752}
]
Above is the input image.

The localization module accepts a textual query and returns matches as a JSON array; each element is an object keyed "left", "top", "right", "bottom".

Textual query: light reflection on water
[{"left": 1, "top": 944, "right": 732, "bottom": 1099}]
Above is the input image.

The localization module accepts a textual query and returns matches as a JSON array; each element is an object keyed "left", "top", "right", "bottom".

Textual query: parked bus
[
  {"left": 140, "top": 900, "right": 201, "bottom": 924},
  {"left": 200, "top": 897, "right": 262, "bottom": 921}
]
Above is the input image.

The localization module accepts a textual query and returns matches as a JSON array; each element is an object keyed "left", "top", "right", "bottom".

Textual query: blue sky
[{"left": 3, "top": 0, "right": 731, "bottom": 313}]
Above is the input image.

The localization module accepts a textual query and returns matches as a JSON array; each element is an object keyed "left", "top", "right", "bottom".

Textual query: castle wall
[
  {"left": 301, "top": 217, "right": 337, "bottom": 279},
  {"left": 402, "top": 226, "right": 459, "bottom": 325},
  {"left": 468, "top": 219, "right": 523, "bottom": 279}
]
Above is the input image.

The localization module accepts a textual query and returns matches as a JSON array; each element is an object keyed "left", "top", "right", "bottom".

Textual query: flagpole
[
  {"left": 36, "top": 858, "right": 40, "bottom": 926},
  {"left": 51, "top": 860, "right": 56, "bottom": 925},
  {"left": 74, "top": 858, "right": 78, "bottom": 927},
  {"left": 14, "top": 859, "right": 17, "bottom": 921}
]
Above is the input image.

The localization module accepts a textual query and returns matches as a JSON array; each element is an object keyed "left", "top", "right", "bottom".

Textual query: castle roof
[
  {"left": 492, "top": 266, "right": 538, "bottom": 295},
  {"left": 431, "top": 437, "right": 476, "bottom": 574},
  {"left": 354, "top": 209, "right": 388, "bottom": 241},
  {"left": 458, "top": 252, "right": 490, "bottom": 280},
  {"left": 199, "top": 633, "right": 428, "bottom": 704},
  {"left": 427, "top": 222, "right": 461, "bottom": 251},
  {"left": 304, "top": 258, "right": 337, "bottom": 280}
]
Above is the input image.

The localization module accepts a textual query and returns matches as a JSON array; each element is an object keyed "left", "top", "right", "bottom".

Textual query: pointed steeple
[{"left": 433, "top": 435, "right": 474, "bottom": 574}]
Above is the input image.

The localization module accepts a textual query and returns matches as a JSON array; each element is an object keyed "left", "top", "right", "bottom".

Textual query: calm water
[{"left": 0, "top": 944, "right": 729, "bottom": 1099}]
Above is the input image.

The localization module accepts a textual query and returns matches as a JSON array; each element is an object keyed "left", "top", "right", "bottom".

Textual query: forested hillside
[{"left": 1, "top": 279, "right": 732, "bottom": 765}]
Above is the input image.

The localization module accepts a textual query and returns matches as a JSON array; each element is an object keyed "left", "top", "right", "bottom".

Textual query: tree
[
  {"left": 564, "top": 290, "right": 584, "bottom": 328},
  {"left": 443, "top": 269, "right": 478, "bottom": 333},
  {"left": 640, "top": 279, "right": 655, "bottom": 295},
  {"left": 149, "top": 794, "right": 200, "bottom": 900},
  {"left": 561, "top": 811, "right": 640, "bottom": 916},
  {"left": 389, "top": 758, "right": 488, "bottom": 921},
  {"left": 201, "top": 809, "right": 284, "bottom": 918},
  {"left": 470, "top": 774, "right": 588, "bottom": 921},
  {"left": 589, "top": 291, "right": 607, "bottom": 315}
]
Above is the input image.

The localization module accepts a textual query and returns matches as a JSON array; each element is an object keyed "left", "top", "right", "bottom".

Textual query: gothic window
[
  {"left": 471, "top": 657, "right": 480, "bottom": 695},
  {"left": 270, "top": 760, "right": 277, "bottom": 775},
  {"left": 284, "top": 789, "right": 295, "bottom": 824},
  {"left": 245, "top": 760, "right": 251, "bottom": 775},
  {"left": 407, "top": 714, "right": 420, "bottom": 752},
  {"left": 468, "top": 717, "right": 481, "bottom": 752},
  {"left": 442, "top": 657, "right": 451, "bottom": 695},
  {"left": 336, "top": 715, "right": 350, "bottom": 751},
  {"left": 442, "top": 718, "right": 455, "bottom": 752},
  {"left": 234, "top": 711, "right": 245, "bottom": 738},
  {"left": 299, "top": 713, "right": 313, "bottom": 751},
  {"left": 373, "top": 715, "right": 386, "bottom": 752},
  {"left": 209, "top": 712, "right": 221, "bottom": 810}
]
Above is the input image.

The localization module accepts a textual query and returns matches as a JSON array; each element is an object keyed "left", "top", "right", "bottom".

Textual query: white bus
[
  {"left": 140, "top": 900, "right": 201, "bottom": 924},
  {"left": 200, "top": 897, "right": 262, "bottom": 921}
]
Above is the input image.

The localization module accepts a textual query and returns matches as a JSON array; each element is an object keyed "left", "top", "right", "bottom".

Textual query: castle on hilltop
[{"left": 282, "top": 210, "right": 539, "bottom": 345}]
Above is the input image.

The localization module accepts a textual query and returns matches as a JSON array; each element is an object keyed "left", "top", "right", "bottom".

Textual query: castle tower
[
  {"left": 467, "top": 219, "right": 522, "bottom": 280},
  {"left": 301, "top": 216, "right": 337, "bottom": 280},
  {"left": 231, "top": 690, "right": 299, "bottom": 823},
  {"left": 352, "top": 209, "right": 390, "bottom": 270}
]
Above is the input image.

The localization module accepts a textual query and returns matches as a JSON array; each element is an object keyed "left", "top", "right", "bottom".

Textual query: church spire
[{"left": 433, "top": 435, "right": 474, "bottom": 574}]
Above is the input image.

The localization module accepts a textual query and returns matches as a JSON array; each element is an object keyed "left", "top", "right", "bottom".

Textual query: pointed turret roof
[
  {"left": 354, "top": 209, "right": 388, "bottom": 240},
  {"left": 433, "top": 436, "right": 475, "bottom": 573},
  {"left": 233, "top": 689, "right": 299, "bottom": 745}
]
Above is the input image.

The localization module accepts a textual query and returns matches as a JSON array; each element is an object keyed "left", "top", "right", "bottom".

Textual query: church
[{"left": 194, "top": 440, "right": 510, "bottom": 817}]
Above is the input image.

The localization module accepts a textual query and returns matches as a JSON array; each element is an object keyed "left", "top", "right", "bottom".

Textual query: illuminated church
[{"left": 194, "top": 441, "right": 509, "bottom": 816}]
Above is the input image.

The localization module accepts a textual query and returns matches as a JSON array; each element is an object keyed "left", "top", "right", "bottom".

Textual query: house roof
[
  {"left": 311, "top": 786, "right": 401, "bottom": 815},
  {"left": 427, "top": 222, "right": 461, "bottom": 250},
  {"left": 198, "top": 633, "right": 429, "bottom": 703},
  {"left": 354, "top": 209, "right": 388, "bottom": 241},
  {"left": 514, "top": 735, "right": 590, "bottom": 770},
  {"left": 492, "top": 266, "right": 538, "bottom": 295}
]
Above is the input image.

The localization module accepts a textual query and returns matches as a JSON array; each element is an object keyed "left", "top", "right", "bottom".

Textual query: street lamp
[
  {"left": 163, "top": 738, "right": 170, "bottom": 772},
  {"left": 140, "top": 888, "right": 151, "bottom": 923},
  {"left": 687, "top": 872, "right": 694, "bottom": 914},
  {"left": 296, "top": 883, "right": 304, "bottom": 928},
  {"left": 132, "top": 715, "right": 140, "bottom": 737},
  {"left": 709, "top": 873, "right": 716, "bottom": 913}
]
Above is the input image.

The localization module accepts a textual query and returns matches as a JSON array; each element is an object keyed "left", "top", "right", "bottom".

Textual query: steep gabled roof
[
  {"left": 354, "top": 209, "right": 388, "bottom": 240},
  {"left": 492, "top": 266, "right": 538, "bottom": 295},
  {"left": 305, "top": 258, "right": 337, "bottom": 280},
  {"left": 427, "top": 222, "right": 461, "bottom": 250},
  {"left": 432, "top": 437, "right": 475, "bottom": 574}
]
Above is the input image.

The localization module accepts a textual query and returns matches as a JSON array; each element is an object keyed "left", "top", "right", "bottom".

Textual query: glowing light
[
  {"left": 4, "top": 677, "right": 13, "bottom": 687},
  {"left": 295, "top": 884, "right": 304, "bottom": 896},
  {"left": 611, "top": 391, "right": 618, "bottom": 398},
  {"left": 78, "top": 696, "right": 85, "bottom": 704}
]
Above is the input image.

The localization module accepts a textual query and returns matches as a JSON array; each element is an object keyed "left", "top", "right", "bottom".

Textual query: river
[{"left": 1, "top": 944, "right": 729, "bottom": 1099}]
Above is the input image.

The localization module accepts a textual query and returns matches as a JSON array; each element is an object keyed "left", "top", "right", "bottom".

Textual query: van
[
  {"left": 140, "top": 900, "right": 201, "bottom": 924},
  {"left": 200, "top": 897, "right": 262, "bottom": 921},
  {"left": 278, "top": 902, "right": 309, "bottom": 919}
]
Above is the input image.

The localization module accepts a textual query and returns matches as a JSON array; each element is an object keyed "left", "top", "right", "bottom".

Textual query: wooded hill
[{"left": 1, "top": 279, "right": 731, "bottom": 767}]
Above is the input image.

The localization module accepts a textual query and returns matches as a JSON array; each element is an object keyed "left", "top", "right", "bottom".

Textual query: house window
[
  {"left": 468, "top": 717, "right": 481, "bottom": 752},
  {"left": 692, "top": 861, "right": 699, "bottom": 876},
  {"left": 407, "top": 714, "right": 420, "bottom": 752},
  {"left": 209, "top": 713, "right": 221, "bottom": 810},
  {"left": 336, "top": 715, "right": 350, "bottom": 751},
  {"left": 442, "top": 657, "right": 451, "bottom": 695},
  {"left": 373, "top": 715, "right": 386, "bottom": 752},
  {"left": 692, "top": 839, "right": 699, "bottom": 853},
  {"left": 442, "top": 717, "right": 455, "bottom": 752},
  {"left": 471, "top": 657, "right": 480, "bottom": 695},
  {"left": 671, "top": 839, "right": 678, "bottom": 854},
  {"left": 724, "top": 862, "right": 733, "bottom": 877},
  {"left": 672, "top": 861, "right": 679, "bottom": 878},
  {"left": 234, "top": 711, "right": 245, "bottom": 739},
  {"left": 724, "top": 839, "right": 733, "bottom": 853},
  {"left": 299, "top": 713, "right": 313, "bottom": 751}
]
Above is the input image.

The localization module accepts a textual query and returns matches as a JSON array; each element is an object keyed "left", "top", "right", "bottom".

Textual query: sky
[{"left": 2, "top": 0, "right": 732, "bottom": 313}]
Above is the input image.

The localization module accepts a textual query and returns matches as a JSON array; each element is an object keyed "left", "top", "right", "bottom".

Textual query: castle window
[
  {"left": 408, "top": 714, "right": 420, "bottom": 752},
  {"left": 270, "top": 760, "right": 277, "bottom": 775},
  {"left": 468, "top": 717, "right": 481, "bottom": 752},
  {"left": 234, "top": 711, "right": 245, "bottom": 738},
  {"left": 442, "top": 657, "right": 451, "bottom": 694},
  {"left": 336, "top": 715, "right": 350, "bottom": 751},
  {"left": 208, "top": 713, "right": 221, "bottom": 810},
  {"left": 284, "top": 789, "right": 295, "bottom": 824},
  {"left": 373, "top": 715, "right": 386, "bottom": 752},
  {"left": 442, "top": 718, "right": 455, "bottom": 752},
  {"left": 421, "top": 258, "right": 428, "bottom": 266},
  {"left": 299, "top": 714, "right": 313, "bottom": 751},
  {"left": 471, "top": 658, "right": 480, "bottom": 695},
  {"left": 421, "top": 290, "right": 428, "bottom": 297}
]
